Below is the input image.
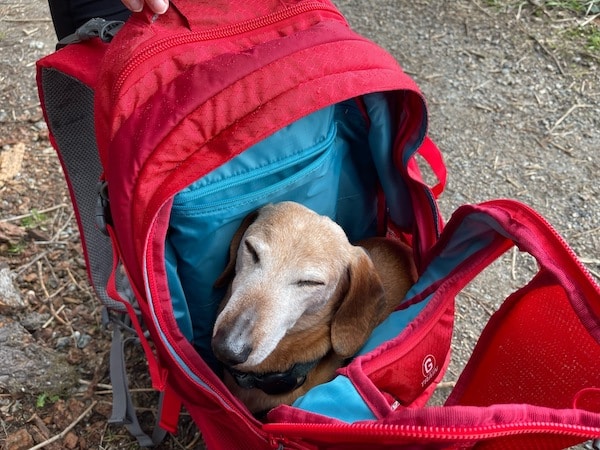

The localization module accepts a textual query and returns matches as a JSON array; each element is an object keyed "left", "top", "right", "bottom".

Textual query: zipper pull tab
[{"left": 57, "top": 18, "right": 124, "bottom": 49}]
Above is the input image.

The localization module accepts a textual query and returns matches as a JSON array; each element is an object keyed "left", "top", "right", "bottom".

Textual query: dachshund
[{"left": 212, "top": 201, "right": 417, "bottom": 413}]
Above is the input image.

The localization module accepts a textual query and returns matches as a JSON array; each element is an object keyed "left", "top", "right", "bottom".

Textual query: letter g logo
[{"left": 422, "top": 354, "right": 436, "bottom": 377}]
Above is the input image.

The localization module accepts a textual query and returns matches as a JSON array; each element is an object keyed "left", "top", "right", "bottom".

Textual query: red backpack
[{"left": 37, "top": 1, "right": 600, "bottom": 448}]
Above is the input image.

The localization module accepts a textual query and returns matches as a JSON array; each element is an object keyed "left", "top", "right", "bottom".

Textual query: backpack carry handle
[{"left": 407, "top": 136, "right": 447, "bottom": 199}]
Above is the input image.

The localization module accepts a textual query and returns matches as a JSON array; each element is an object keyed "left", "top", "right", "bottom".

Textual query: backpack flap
[
  {"left": 94, "top": 0, "right": 441, "bottom": 290},
  {"left": 443, "top": 200, "right": 600, "bottom": 448}
]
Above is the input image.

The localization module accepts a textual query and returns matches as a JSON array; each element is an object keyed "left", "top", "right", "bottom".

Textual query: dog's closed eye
[
  {"left": 294, "top": 279, "right": 325, "bottom": 287},
  {"left": 244, "top": 240, "right": 260, "bottom": 264}
]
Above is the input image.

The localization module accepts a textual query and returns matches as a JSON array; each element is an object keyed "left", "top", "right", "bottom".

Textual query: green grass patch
[
  {"left": 565, "top": 25, "right": 600, "bottom": 52},
  {"left": 20, "top": 209, "right": 48, "bottom": 229},
  {"left": 7, "top": 242, "right": 26, "bottom": 255},
  {"left": 586, "top": 28, "right": 600, "bottom": 51},
  {"left": 36, "top": 393, "right": 60, "bottom": 408},
  {"left": 545, "top": 0, "right": 600, "bottom": 14}
]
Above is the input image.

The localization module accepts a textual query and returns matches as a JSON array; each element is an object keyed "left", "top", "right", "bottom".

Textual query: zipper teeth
[
  {"left": 173, "top": 156, "right": 308, "bottom": 209},
  {"left": 113, "top": 1, "right": 342, "bottom": 96},
  {"left": 268, "top": 421, "right": 600, "bottom": 440},
  {"left": 172, "top": 123, "right": 336, "bottom": 209}
]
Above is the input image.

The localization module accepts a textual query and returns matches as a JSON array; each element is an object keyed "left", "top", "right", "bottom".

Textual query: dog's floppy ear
[
  {"left": 213, "top": 210, "right": 259, "bottom": 288},
  {"left": 331, "top": 248, "right": 385, "bottom": 358}
]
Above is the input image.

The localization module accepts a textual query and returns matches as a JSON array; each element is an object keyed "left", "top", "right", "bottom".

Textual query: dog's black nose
[{"left": 212, "top": 328, "right": 252, "bottom": 366}]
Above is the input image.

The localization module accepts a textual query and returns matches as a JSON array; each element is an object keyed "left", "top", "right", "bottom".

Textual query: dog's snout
[{"left": 212, "top": 327, "right": 253, "bottom": 366}]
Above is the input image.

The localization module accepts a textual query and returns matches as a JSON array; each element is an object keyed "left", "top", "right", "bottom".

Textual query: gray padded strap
[
  {"left": 109, "top": 325, "right": 167, "bottom": 447},
  {"left": 39, "top": 67, "right": 125, "bottom": 312}
]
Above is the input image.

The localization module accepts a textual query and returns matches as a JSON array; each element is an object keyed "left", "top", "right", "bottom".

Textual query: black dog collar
[{"left": 227, "top": 359, "right": 320, "bottom": 396}]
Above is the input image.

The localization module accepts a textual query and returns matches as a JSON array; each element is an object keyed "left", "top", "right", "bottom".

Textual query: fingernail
[
  {"left": 151, "top": 0, "right": 169, "bottom": 14},
  {"left": 124, "top": 0, "right": 143, "bottom": 12}
]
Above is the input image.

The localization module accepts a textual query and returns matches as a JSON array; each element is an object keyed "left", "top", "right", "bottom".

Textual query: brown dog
[{"left": 212, "top": 202, "right": 417, "bottom": 413}]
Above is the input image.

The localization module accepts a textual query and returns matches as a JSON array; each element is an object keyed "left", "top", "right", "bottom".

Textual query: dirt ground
[{"left": 0, "top": 0, "right": 598, "bottom": 449}]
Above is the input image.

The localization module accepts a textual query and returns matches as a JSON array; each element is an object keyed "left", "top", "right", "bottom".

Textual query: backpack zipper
[
  {"left": 113, "top": 1, "right": 345, "bottom": 99},
  {"left": 263, "top": 421, "right": 600, "bottom": 443},
  {"left": 170, "top": 123, "right": 336, "bottom": 212}
]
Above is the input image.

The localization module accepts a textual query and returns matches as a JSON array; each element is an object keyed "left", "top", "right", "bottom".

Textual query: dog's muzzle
[{"left": 226, "top": 359, "right": 320, "bottom": 395}]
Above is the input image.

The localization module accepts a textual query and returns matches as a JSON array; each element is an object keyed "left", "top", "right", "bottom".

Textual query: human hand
[{"left": 122, "top": 0, "right": 169, "bottom": 14}]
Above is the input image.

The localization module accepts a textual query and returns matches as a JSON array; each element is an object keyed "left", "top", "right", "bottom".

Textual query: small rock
[
  {"left": 0, "top": 265, "right": 27, "bottom": 313},
  {"left": 28, "top": 40, "right": 45, "bottom": 50},
  {"left": 55, "top": 335, "right": 72, "bottom": 350},
  {"left": 5, "top": 428, "right": 34, "bottom": 450},
  {"left": 20, "top": 311, "right": 51, "bottom": 332},
  {"left": 76, "top": 333, "right": 93, "bottom": 349},
  {"left": 33, "top": 120, "right": 47, "bottom": 131},
  {"left": 0, "top": 315, "right": 79, "bottom": 395}
]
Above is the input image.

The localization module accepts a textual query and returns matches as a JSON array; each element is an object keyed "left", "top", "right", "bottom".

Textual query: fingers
[
  {"left": 122, "top": 0, "right": 143, "bottom": 12},
  {"left": 122, "top": 0, "right": 169, "bottom": 14},
  {"left": 145, "top": 0, "right": 169, "bottom": 14}
]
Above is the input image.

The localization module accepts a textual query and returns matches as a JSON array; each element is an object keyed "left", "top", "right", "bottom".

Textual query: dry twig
[
  {"left": 15, "top": 251, "right": 49, "bottom": 277},
  {"left": 436, "top": 381, "right": 457, "bottom": 389},
  {"left": 42, "top": 303, "right": 67, "bottom": 328},
  {"left": 588, "top": 267, "right": 600, "bottom": 280},
  {"left": 524, "top": 29, "right": 567, "bottom": 76},
  {"left": 580, "top": 13, "right": 599, "bottom": 27},
  {"left": 511, "top": 247, "right": 518, "bottom": 281},
  {"left": 36, "top": 260, "right": 50, "bottom": 299},
  {"left": 549, "top": 104, "right": 593, "bottom": 133},
  {"left": 0, "top": 204, "right": 68, "bottom": 223},
  {"left": 571, "top": 226, "right": 600, "bottom": 238}
]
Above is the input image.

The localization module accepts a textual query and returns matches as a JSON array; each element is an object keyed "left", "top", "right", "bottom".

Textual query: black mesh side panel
[{"left": 41, "top": 67, "right": 125, "bottom": 312}]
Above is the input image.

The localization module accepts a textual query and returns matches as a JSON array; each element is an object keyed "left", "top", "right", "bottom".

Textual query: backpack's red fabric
[{"left": 93, "top": 1, "right": 437, "bottom": 297}]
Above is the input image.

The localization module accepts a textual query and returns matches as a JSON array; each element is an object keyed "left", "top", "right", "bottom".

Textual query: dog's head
[{"left": 211, "top": 202, "right": 385, "bottom": 375}]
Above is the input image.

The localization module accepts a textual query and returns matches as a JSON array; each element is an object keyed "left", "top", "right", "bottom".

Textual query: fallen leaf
[{"left": 5, "top": 428, "right": 34, "bottom": 450}]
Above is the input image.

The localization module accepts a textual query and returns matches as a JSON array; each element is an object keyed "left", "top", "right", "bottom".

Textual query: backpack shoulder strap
[
  {"left": 36, "top": 38, "right": 121, "bottom": 311},
  {"left": 37, "top": 26, "right": 176, "bottom": 448}
]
